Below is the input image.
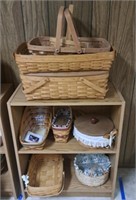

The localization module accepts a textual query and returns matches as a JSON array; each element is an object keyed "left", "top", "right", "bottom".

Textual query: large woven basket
[
  {"left": 14, "top": 7, "right": 115, "bottom": 74},
  {"left": 52, "top": 106, "right": 72, "bottom": 143},
  {"left": 74, "top": 154, "right": 111, "bottom": 187},
  {"left": 20, "top": 106, "right": 52, "bottom": 150},
  {"left": 26, "top": 154, "right": 64, "bottom": 197},
  {"left": 14, "top": 42, "right": 114, "bottom": 74},
  {"left": 20, "top": 71, "right": 109, "bottom": 100}
]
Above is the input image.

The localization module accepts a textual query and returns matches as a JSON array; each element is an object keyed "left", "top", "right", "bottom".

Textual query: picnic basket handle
[
  {"left": 55, "top": 6, "right": 65, "bottom": 54},
  {"left": 64, "top": 8, "right": 82, "bottom": 54},
  {"left": 23, "top": 78, "right": 49, "bottom": 94},
  {"left": 55, "top": 6, "right": 82, "bottom": 54}
]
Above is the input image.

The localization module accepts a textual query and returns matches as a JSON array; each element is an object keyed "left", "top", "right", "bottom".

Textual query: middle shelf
[
  {"left": 10, "top": 104, "right": 121, "bottom": 155},
  {"left": 18, "top": 137, "right": 116, "bottom": 154}
]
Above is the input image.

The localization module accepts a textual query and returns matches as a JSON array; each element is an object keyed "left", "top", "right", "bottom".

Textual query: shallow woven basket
[
  {"left": 14, "top": 42, "right": 115, "bottom": 74},
  {"left": 20, "top": 71, "right": 109, "bottom": 100},
  {"left": 20, "top": 106, "right": 52, "bottom": 150},
  {"left": 75, "top": 168, "right": 109, "bottom": 187},
  {"left": 26, "top": 154, "right": 64, "bottom": 197},
  {"left": 52, "top": 106, "right": 72, "bottom": 143}
]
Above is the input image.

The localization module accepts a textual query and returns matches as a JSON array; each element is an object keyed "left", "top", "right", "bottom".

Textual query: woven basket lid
[{"left": 74, "top": 114, "right": 114, "bottom": 136}]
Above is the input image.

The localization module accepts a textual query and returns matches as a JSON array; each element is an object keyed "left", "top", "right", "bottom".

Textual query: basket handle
[
  {"left": 64, "top": 8, "right": 82, "bottom": 54},
  {"left": 66, "top": 4, "right": 74, "bottom": 40},
  {"left": 24, "top": 78, "right": 49, "bottom": 94},
  {"left": 80, "top": 77, "right": 106, "bottom": 94},
  {"left": 55, "top": 6, "right": 82, "bottom": 54},
  {"left": 55, "top": 6, "right": 65, "bottom": 54}
]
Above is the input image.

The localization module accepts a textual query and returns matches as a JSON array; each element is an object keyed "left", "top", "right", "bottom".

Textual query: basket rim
[
  {"left": 27, "top": 172, "right": 65, "bottom": 197},
  {"left": 14, "top": 42, "right": 115, "bottom": 63},
  {"left": 19, "top": 106, "right": 52, "bottom": 147}
]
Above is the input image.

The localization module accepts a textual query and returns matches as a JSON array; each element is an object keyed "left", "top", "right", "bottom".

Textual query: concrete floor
[{"left": 8, "top": 168, "right": 136, "bottom": 200}]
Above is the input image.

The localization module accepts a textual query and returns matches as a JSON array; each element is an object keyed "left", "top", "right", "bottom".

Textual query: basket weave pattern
[
  {"left": 53, "top": 127, "right": 71, "bottom": 143},
  {"left": 14, "top": 5, "right": 115, "bottom": 100},
  {"left": 21, "top": 72, "right": 109, "bottom": 100},
  {"left": 52, "top": 107, "right": 72, "bottom": 143},
  {"left": 27, "top": 154, "right": 63, "bottom": 196},
  {"left": 75, "top": 168, "right": 109, "bottom": 187},
  {"left": 20, "top": 107, "right": 52, "bottom": 150},
  {"left": 15, "top": 43, "right": 114, "bottom": 74}
]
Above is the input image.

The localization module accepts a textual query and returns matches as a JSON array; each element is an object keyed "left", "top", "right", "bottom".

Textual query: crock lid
[{"left": 74, "top": 114, "right": 114, "bottom": 136}]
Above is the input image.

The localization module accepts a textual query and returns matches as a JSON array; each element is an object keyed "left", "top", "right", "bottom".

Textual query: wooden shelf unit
[
  {"left": 7, "top": 83, "right": 125, "bottom": 199},
  {"left": 0, "top": 84, "right": 21, "bottom": 199}
]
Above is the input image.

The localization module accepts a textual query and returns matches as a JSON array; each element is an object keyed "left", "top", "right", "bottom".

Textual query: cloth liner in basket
[
  {"left": 20, "top": 106, "right": 52, "bottom": 150},
  {"left": 52, "top": 106, "right": 72, "bottom": 143},
  {"left": 23, "top": 154, "right": 64, "bottom": 197},
  {"left": 74, "top": 154, "right": 111, "bottom": 187},
  {"left": 73, "top": 114, "right": 117, "bottom": 148}
]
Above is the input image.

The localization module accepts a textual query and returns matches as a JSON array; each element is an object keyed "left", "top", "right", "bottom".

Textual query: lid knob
[{"left": 91, "top": 117, "right": 99, "bottom": 124}]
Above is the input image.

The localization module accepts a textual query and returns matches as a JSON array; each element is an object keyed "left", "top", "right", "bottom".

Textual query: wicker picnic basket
[
  {"left": 14, "top": 7, "right": 115, "bottom": 74},
  {"left": 20, "top": 71, "right": 109, "bottom": 100},
  {"left": 25, "top": 154, "right": 64, "bottom": 197},
  {"left": 74, "top": 154, "right": 111, "bottom": 187},
  {"left": 20, "top": 106, "right": 52, "bottom": 150},
  {"left": 52, "top": 106, "right": 72, "bottom": 143}
]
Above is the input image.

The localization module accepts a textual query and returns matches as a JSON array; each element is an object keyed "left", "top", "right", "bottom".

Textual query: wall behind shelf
[{"left": 1, "top": 1, "right": 135, "bottom": 167}]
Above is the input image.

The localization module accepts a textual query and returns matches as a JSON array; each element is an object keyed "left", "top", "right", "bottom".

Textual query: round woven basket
[
  {"left": 74, "top": 154, "right": 111, "bottom": 187},
  {"left": 20, "top": 106, "right": 52, "bottom": 150},
  {"left": 75, "top": 168, "right": 109, "bottom": 187}
]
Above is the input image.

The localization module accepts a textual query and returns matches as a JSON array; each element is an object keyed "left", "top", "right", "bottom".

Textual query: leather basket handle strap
[
  {"left": 55, "top": 6, "right": 65, "bottom": 54},
  {"left": 64, "top": 8, "right": 82, "bottom": 54}
]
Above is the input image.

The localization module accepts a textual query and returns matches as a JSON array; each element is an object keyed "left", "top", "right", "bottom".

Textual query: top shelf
[{"left": 8, "top": 83, "right": 124, "bottom": 106}]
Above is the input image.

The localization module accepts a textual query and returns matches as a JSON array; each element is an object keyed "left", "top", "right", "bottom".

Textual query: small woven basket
[
  {"left": 52, "top": 106, "right": 72, "bottom": 143},
  {"left": 26, "top": 154, "right": 64, "bottom": 197},
  {"left": 20, "top": 106, "right": 52, "bottom": 150},
  {"left": 74, "top": 154, "right": 111, "bottom": 187}
]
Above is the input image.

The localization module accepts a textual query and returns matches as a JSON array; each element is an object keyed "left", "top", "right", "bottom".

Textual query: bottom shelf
[
  {"left": 1, "top": 171, "right": 13, "bottom": 197},
  {"left": 62, "top": 157, "right": 112, "bottom": 197},
  {"left": 24, "top": 156, "right": 112, "bottom": 198}
]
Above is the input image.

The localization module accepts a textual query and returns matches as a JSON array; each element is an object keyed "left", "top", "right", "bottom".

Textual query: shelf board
[
  {"left": 8, "top": 83, "right": 124, "bottom": 106},
  {"left": 1, "top": 171, "right": 13, "bottom": 197},
  {"left": 0, "top": 145, "right": 5, "bottom": 154},
  {"left": 18, "top": 137, "right": 116, "bottom": 154}
]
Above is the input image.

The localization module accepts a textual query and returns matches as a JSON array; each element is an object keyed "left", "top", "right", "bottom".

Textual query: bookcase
[
  {"left": 0, "top": 84, "right": 20, "bottom": 198},
  {"left": 7, "top": 83, "right": 125, "bottom": 199}
]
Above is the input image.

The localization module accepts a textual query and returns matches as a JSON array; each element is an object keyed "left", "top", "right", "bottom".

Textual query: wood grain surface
[
  {"left": 21, "top": 1, "right": 49, "bottom": 41},
  {"left": 1, "top": 1, "right": 25, "bottom": 87},
  {"left": 1, "top": 1, "right": 135, "bottom": 167},
  {"left": 108, "top": 1, "right": 135, "bottom": 166}
]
